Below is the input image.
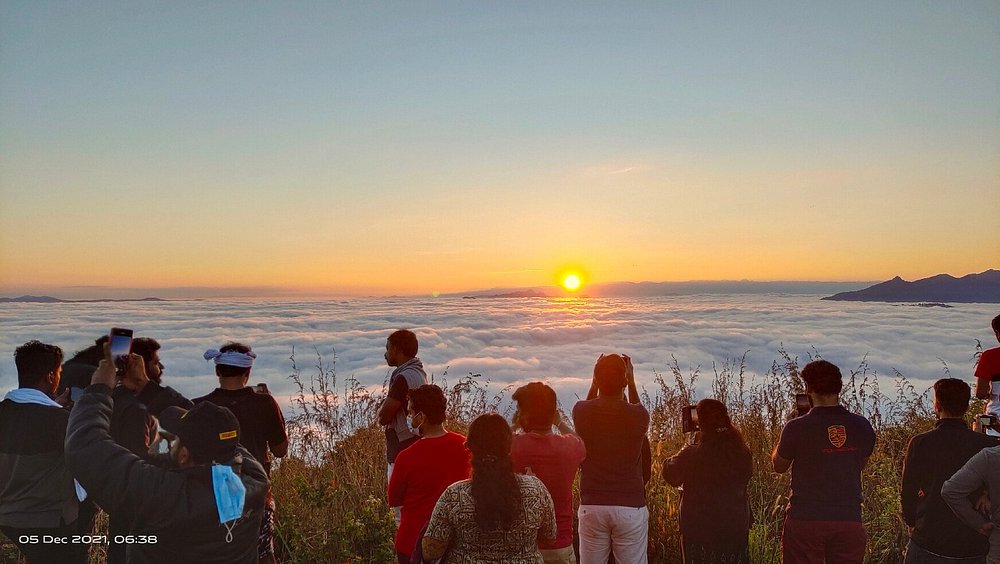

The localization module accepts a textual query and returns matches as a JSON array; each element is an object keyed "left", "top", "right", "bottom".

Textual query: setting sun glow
[{"left": 562, "top": 274, "right": 582, "bottom": 292}]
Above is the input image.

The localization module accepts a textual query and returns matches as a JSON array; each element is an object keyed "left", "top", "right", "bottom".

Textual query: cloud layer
[{"left": 1, "top": 296, "right": 995, "bottom": 415}]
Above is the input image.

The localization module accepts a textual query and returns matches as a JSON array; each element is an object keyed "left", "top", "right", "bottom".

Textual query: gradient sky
[{"left": 2, "top": 2, "right": 998, "bottom": 297}]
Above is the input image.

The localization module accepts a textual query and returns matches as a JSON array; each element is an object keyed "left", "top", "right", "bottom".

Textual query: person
[
  {"left": 511, "top": 382, "right": 586, "bottom": 564},
  {"left": 663, "top": 398, "right": 752, "bottom": 564},
  {"left": 106, "top": 337, "right": 160, "bottom": 564},
  {"left": 422, "top": 413, "right": 557, "bottom": 563},
  {"left": 377, "top": 329, "right": 428, "bottom": 524},
  {"left": 58, "top": 335, "right": 107, "bottom": 397},
  {"left": 573, "top": 354, "right": 651, "bottom": 564},
  {"left": 975, "top": 314, "right": 1000, "bottom": 436},
  {"left": 387, "top": 384, "right": 471, "bottom": 563},
  {"left": 772, "top": 359, "right": 876, "bottom": 564},
  {"left": 65, "top": 347, "right": 268, "bottom": 563},
  {"left": 131, "top": 336, "right": 193, "bottom": 416},
  {"left": 902, "top": 378, "right": 999, "bottom": 563},
  {"left": 0, "top": 341, "right": 88, "bottom": 564},
  {"left": 194, "top": 342, "right": 288, "bottom": 564},
  {"left": 942, "top": 445, "right": 1000, "bottom": 564}
]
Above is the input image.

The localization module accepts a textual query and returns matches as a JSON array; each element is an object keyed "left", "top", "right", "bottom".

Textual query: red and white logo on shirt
[{"left": 827, "top": 425, "right": 847, "bottom": 448}]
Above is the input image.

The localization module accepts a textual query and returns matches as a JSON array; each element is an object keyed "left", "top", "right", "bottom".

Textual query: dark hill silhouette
[{"left": 823, "top": 270, "right": 1000, "bottom": 303}]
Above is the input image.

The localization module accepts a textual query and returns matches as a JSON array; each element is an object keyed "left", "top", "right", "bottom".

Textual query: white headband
[{"left": 204, "top": 349, "right": 257, "bottom": 368}]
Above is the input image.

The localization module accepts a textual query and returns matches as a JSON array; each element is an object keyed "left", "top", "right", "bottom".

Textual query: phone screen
[{"left": 109, "top": 328, "right": 133, "bottom": 360}]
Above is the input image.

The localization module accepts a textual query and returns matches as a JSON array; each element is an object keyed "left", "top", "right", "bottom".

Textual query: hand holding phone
[
  {"left": 795, "top": 393, "right": 812, "bottom": 417},
  {"left": 682, "top": 405, "right": 699, "bottom": 433},
  {"left": 109, "top": 328, "right": 134, "bottom": 369}
]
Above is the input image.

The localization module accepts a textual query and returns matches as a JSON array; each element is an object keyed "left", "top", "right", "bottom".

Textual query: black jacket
[
  {"left": 66, "top": 385, "right": 268, "bottom": 564},
  {"left": 663, "top": 435, "right": 752, "bottom": 548},
  {"left": 902, "top": 418, "right": 999, "bottom": 558}
]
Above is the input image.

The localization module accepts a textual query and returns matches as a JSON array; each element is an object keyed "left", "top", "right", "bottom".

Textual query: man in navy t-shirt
[{"left": 772, "top": 360, "right": 875, "bottom": 564}]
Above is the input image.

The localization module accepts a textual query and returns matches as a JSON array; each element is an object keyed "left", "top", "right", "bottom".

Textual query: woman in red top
[{"left": 386, "top": 384, "right": 471, "bottom": 563}]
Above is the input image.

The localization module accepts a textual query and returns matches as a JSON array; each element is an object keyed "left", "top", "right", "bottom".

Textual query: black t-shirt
[
  {"left": 776, "top": 405, "right": 875, "bottom": 521},
  {"left": 194, "top": 388, "right": 287, "bottom": 475}
]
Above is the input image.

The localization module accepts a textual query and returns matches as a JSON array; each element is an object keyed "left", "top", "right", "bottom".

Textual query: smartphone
[
  {"left": 70, "top": 387, "right": 85, "bottom": 402},
  {"left": 109, "top": 327, "right": 133, "bottom": 363},
  {"left": 795, "top": 393, "right": 811, "bottom": 416},
  {"left": 978, "top": 414, "right": 993, "bottom": 433},
  {"left": 255, "top": 383, "right": 269, "bottom": 394},
  {"left": 681, "top": 405, "right": 699, "bottom": 433}
]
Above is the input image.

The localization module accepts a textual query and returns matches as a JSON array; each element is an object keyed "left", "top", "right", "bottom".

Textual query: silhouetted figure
[
  {"left": 772, "top": 360, "right": 875, "bottom": 564},
  {"left": 902, "top": 378, "right": 998, "bottom": 563},
  {"left": 664, "top": 399, "right": 752, "bottom": 563}
]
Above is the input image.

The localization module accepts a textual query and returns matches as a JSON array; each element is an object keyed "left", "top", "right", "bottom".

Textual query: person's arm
[
  {"left": 977, "top": 376, "right": 991, "bottom": 401},
  {"left": 662, "top": 445, "right": 693, "bottom": 487},
  {"left": 421, "top": 485, "right": 456, "bottom": 560},
  {"left": 772, "top": 448, "right": 792, "bottom": 474},
  {"left": 942, "top": 450, "right": 993, "bottom": 535},
  {"left": 641, "top": 436, "right": 652, "bottom": 485},
  {"left": 900, "top": 436, "right": 921, "bottom": 528},
  {"left": 263, "top": 395, "right": 290, "bottom": 458},
  {"left": 377, "top": 375, "right": 408, "bottom": 426},
  {"left": 386, "top": 452, "right": 407, "bottom": 507},
  {"left": 624, "top": 354, "right": 640, "bottom": 404},
  {"left": 66, "top": 356, "right": 176, "bottom": 520}
]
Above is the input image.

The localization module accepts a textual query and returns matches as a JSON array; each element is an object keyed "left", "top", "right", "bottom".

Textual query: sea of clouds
[{"left": 1, "top": 295, "right": 996, "bottom": 417}]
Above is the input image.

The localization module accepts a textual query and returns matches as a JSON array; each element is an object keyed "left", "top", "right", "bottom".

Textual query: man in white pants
[
  {"left": 377, "top": 329, "right": 427, "bottom": 526},
  {"left": 572, "top": 353, "right": 650, "bottom": 564}
]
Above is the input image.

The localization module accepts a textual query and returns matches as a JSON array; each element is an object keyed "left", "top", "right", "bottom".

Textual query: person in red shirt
[
  {"left": 511, "top": 382, "right": 586, "bottom": 564},
  {"left": 386, "top": 384, "right": 471, "bottom": 564},
  {"left": 975, "top": 314, "right": 1000, "bottom": 435}
]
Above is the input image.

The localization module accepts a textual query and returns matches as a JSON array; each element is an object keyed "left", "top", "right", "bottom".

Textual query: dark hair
[
  {"left": 801, "top": 360, "right": 843, "bottom": 395},
  {"left": 512, "top": 382, "right": 557, "bottom": 431},
  {"left": 131, "top": 337, "right": 161, "bottom": 364},
  {"left": 216, "top": 342, "right": 252, "bottom": 378},
  {"left": 67, "top": 335, "right": 109, "bottom": 366},
  {"left": 993, "top": 314, "right": 1000, "bottom": 334},
  {"left": 467, "top": 413, "right": 521, "bottom": 531},
  {"left": 934, "top": 378, "right": 971, "bottom": 416},
  {"left": 408, "top": 384, "right": 447, "bottom": 425},
  {"left": 594, "top": 354, "right": 627, "bottom": 396},
  {"left": 388, "top": 329, "right": 418, "bottom": 358},
  {"left": 15, "top": 341, "right": 63, "bottom": 388},
  {"left": 692, "top": 399, "right": 751, "bottom": 485}
]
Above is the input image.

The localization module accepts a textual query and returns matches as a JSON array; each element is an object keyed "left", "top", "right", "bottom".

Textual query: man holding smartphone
[
  {"left": 65, "top": 346, "right": 267, "bottom": 563},
  {"left": 772, "top": 360, "right": 875, "bottom": 564},
  {"left": 573, "top": 353, "right": 651, "bottom": 564}
]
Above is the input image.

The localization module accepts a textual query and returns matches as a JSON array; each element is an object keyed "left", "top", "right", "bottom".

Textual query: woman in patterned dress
[{"left": 422, "top": 413, "right": 557, "bottom": 563}]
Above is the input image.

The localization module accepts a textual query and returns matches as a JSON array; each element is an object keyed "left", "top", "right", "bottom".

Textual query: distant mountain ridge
[
  {"left": 455, "top": 280, "right": 873, "bottom": 299},
  {"left": 0, "top": 295, "right": 166, "bottom": 303},
  {"left": 823, "top": 270, "right": 1000, "bottom": 303}
]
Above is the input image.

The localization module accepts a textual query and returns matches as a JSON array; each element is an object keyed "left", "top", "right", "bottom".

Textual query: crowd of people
[
  {"left": 1, "top": 315, "right": 999, "bottom": 563},
  {"left": 0, "top": 335, "right": 287, "bottom": 563}
]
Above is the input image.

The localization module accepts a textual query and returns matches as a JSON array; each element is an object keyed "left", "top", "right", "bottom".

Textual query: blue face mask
[{"left": 211, "top": 464, "right": 246, "bottom": 530}]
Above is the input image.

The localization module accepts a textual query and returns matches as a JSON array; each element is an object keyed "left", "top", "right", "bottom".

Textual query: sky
[
  {"left": 1, "top": 295, "right": 995, "bottom": 414},
  {"left": 1, "top": 2, "right": 998, "bottom": 297}
]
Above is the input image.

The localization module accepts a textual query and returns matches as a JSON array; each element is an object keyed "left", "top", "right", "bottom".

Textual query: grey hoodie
[{"left": 942, "top": 444, "right": 1000, "bottom": 547}]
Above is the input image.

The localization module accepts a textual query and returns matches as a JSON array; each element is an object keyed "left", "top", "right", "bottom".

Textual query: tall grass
[{"left": 270, "top": 345, "right": 978, "bottom": 564}]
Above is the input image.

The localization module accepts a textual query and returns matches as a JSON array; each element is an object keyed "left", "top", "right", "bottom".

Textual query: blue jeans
[{"left": 904, "top": 540, "right": 985, "bottom": 564}]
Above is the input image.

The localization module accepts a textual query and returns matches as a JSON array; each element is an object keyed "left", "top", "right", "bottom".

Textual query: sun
[{"left": 561, "top": 273, "right": 582, "bottom": 292}]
